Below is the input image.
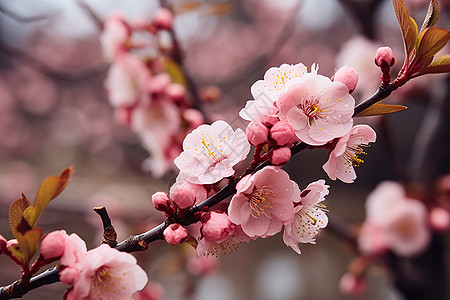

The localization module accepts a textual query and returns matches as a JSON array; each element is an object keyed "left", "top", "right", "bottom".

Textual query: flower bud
[
  {"left": 375, "top": 46, "right": 395, "bottom": 68},
  {"left": 246, "top": 122, "right": 268, "bottom": 146},
  {"left": 7, "top": 239, "right": 19, "bottom": 250},
  {"left": 148, "top": 73, "right": 171, "bottom": 95},
  {"left": 166, "top": 83, "right": 186, "bottom": 103},
  {"left": 269, "top": 147, "right": 291, "bottom": 165},
  {"left": 170, "top": 182, "right": 196, "bottom": 210},
  {"left": 152, "top": 8, "right": 174, "bottom": 30},
  {"left": 332, "top": 66, "right": 358, "bottom": 93},
  {"left": 200, "top": 211, "right": 235, "bottom": 243},
  {"left": 429, "top": 207, "right": 450, "bottom": 232},
  {"left": 339, "top": 273, "right": 367, "bottom": 296},
  {"left": 270, "top": 121, "right": 294, "bottom": 146},
  {"left": 163, "top": 224, "right": 188, "bottom": 245},
  {"left": 183, "top": 108, "right": 204, "bottom": 131},
  {"left": 152, "top": 192, "right": 171, "bottom": 212},
  {"left": 40, "top": 230, "right": 67, "bottom": 260}
]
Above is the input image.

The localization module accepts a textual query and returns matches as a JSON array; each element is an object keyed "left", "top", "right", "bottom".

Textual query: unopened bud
[
  {"left": 269, "top": 147, "right": 291, "bottom": 165},
  {"left": 270, "top": 121, "right": 294, "bottom": 146},
  {"left": 332, "top": 66, "right": 358, "bottom": 93},
  {"left": 246, "top": 122, "right": 268, "bottom": 146},
  {"left": 40, "top": 230, "right": 67, "bottom": 260},
  {"left": 170, "top": 182, "right": 196, "bottom": 210},
  {"left": 163, "top": 223, "right": 188, "bottom": 245},
  {"left": 152, "top": 192, "right": 171, "bottom": 212},
  {"left": 339, "top": 273, "right": 367, "bottom": 296},
  {"left": 375, "top": 47, "right": 395, "bottom": 68},
  {"left": 429, "top": 207, "right": 450, "bottom": 232},
  {"left": 200, "top": 211, "right": 235, "bottom": 243}
]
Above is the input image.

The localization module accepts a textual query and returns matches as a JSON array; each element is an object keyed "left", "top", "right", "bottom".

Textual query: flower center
[
  {"left": 198, "top": 138, "right": 225, "bottom": 164},
  {"left": 294, "top": 203, "right": 328, "bottom": 238},
  {"left": 344, "top": 144, "right": 368, "bottom": 167},
  {"left": 249, "top": 186, "right": 275, "bottom": 218},
  {"left": 300, "top": 98, "right": 332, "bottom": 127}
]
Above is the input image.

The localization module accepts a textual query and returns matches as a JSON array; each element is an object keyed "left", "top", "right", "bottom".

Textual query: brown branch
[{"left": 93, "top": 207, "right": 118, "bottom": 247}]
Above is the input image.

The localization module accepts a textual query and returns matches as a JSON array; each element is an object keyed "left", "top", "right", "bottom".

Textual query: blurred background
[{"left": 0, "top": 0, "right": 449, "bottom": 299}]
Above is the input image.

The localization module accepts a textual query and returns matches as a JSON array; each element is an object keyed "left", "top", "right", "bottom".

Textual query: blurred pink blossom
[
  {"left": 228, "top": 166, "right": 297, "bottom": 238},
  {"left": 196, "top": 226, "right": 251, "bottom": 257},
  {"left": 100, "top": 13, "right": 130, "bottom": 61},
  {"left": 339, "top": 273, "right": 367, "bottom": 296}
]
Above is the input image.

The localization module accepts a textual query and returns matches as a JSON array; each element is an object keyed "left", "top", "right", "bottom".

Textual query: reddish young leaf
[
  {"left": 393, "top": 0, "right": 418, "bottom": 60},
  {"left": 355, "top": 102, "right": 407, "bottom": 117},
  {"left": 420, "top": 0, "right": 440, "bottom": 32},
  {"left": 14, "top": 228, "right": 42, "bottom": 267},
  {"left": 9, "top": 194, "right": 32, "bottom": 242}
]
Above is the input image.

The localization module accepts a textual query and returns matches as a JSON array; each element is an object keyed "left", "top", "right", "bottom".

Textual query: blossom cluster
[{"left": 102, "top": 10, "right": 205, "bottom": 177}]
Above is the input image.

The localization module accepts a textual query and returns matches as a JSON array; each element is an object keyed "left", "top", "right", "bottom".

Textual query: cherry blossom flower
[
  {"left": 174, "top": 120, "right": 250, "bottom": 184},
  {"left": 228, "top": 166, "right": 298, "bottom": 238},
  {"left": 277, "top": 73, "right": 355, "bottom": 146},
  {"left": 200, "top": 211, "right": 235, "bottom": 243},
  {"left": 283, "top": 179, "right": 329, "bottom": 254},
  {"left": 323, "top": 124, "right": 376, "bottom": 183},
  {"left": 104, "top": 54, "right": 151, "bottom": 108},
  {"left": 65, "top": 244, "right": 148, "bottom": 300},
  {"left": 359, "top": 181, "right": 431, "bottom": 257},
  {"left": 100, "top": 14, "right": 130, "bottom": 61},
  {"left": 239, "top": 63, "right": 312, "bottom": 124}
]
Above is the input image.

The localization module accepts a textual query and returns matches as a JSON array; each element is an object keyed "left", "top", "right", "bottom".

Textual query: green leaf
[
  {"left": 393, "top": 0, "right": 419, "bottom": 59},
  {"left": 420, "top": 0, "right": 440, "bottom": 32},
  {"left": 355, "top": 102, "right": 407, "bottom": 117},
  {"left": 9, "top": 195, "right": 32, "bottom": 241},
  {"left": 23, "top": 166, "right": 74, "bottom": 228},
  {"left": 162, "top": 58, "right": 187, "bottom": 86}
]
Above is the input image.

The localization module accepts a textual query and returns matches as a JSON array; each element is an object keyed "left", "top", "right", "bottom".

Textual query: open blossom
[
  {"left": 228, "top": 166, "right": 298, "bottom": 238},
  {"left": 283, "top": 179, "right": 329, "bottom": 254},
  {"left": 105, "top": 54, "right": 151, "bottom": 108},
  {"left": 239, "top": 63, "right": 311, "bottom": 124},
  {"left": 359, "top": 181, "right": 431, "bottom": 257},
  {"left": 100, "top": 14, "right": 130, "bottom": 61},
  {"left": 174, "top": 120, "right": 250, "bottom": 184},
  {"left": 65, "top": 244, "right": 148, "bottom": 300},
  {"left": 323, "top": 124, "right": 376, "bottom": 183},
  {"left": 277, "top": 73, "right": 355, "bottom": 146}
]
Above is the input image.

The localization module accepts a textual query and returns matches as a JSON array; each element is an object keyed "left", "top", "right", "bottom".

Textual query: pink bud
[
  {"left": 0, "top": 235, "right": 6, "bottom": 254},
  {"left": 152, "top": 8, "right": 174, "bottom": 30},
  {"left": 163, "top": 223, "right": 188, "bottom": 245},
  {"left": 114, "top": 106, "right": 133, "bottom": 127},
  {"left": 270, "top": 121, "right": 294, "bottom": 146},
  {"left": 375, "top": 46, "right": 395, "bottom": 68},
  {"left": 429, "top": 207, "right": 450, "bottom": 232},
  {"left": 60, "top": 266, "right": 81, "bottom": 285},
  {"left": 40, "top": 230, "right": 66, "bottom": 260},
  {"left": 148, "top": 73, "right": 171, "bottom": 95},
  {"left": 170, "top": 182, "right": 196, "bottom": 210},
  {"left": 269, "top": 147, "right": 291, "bottom": 165},
  {"left": 339, "top": 273, "right": 367, "bottom": 296},
  {"left": 200, "top": 211, "right": 235, "bottom": 243},
  {"left": 166, "top": 83, "right": 186, "bottom": 103},
  {"left": 183, "top": 108, "right": 205, "bottom": 131},
  {"left": 152, "top": 192, "right": 171, "bottom": 212},
  {"left": 332, "top": 66, "right": 358, "bottom": 93},
  {"left": 246, "top": 122, "right": 268, "bottom": 146}
]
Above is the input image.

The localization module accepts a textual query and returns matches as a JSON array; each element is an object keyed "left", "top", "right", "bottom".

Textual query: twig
[{"left": 93, "top": 207, "right": 118, "bottom": 247}]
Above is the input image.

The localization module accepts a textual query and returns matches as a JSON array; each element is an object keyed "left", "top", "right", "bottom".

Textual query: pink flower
[
  {"left": 40, "top": 230, "right": 67, "bottom": 260},
  {"left": 152, "top": 8, "right": 173, "bottom": 30},
  {"left": 200, "top": 211, "right": 235, "bottom": 243},
  {"left": 196, "top": 226, "right": 251, "bottom": 257},
  {"left": 339, "top": 273, "right": 367, "bottom": 296},
  {"left": 100, "top": 14, "right": 130, "bottom": 61},
  {"left": 228, "top": 166, "right": 298, "bottom": 238},
  {"left": 357, "top": 221, "right": 388, "bottom": 255},
  {"left": 360, "top": 181, "right": 431, "bottom": 257},
  {"left": 185, "top": 255, "right": 218, "bottom": 276},
  {"left": 323, "top": 124, "right": 376, "bottom": 183},
  {"left": 174, "top": 120, "right": 250, "bottom": 184},
  {"left": 239, "top": 63, "right": 310, "bottom": 124},
  {"left": 375, "top": 47, "right": 395, "bottom": 68},
  {"left": 163, "top": 224, "right": 188, "bottom": 245},
  {"left": 105, "top": 54, "right": 151, "bottom": 108},
  {"left": 429, "top": 207, "right": 450, "bottom": 232},
  {"left": 283, "top": 179, "right": 329, "bottom": 254},
  {"left": 269, "top": 121, "right": 294, "bottom": 146},
  {"left": 277, "top": 73, "right": 355, "bottom": 146},
  {"left": 169, "top": 182, "right": 196, "bottom": 210},
  {"left": 268, "top": 146, "right": 291, "bottom": 166},
  {"left": 65, "top": 244, "right": 148, "bottom": 300},
  {"left": 151, "top": 192, "right": 171, "bottom": 212}
]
